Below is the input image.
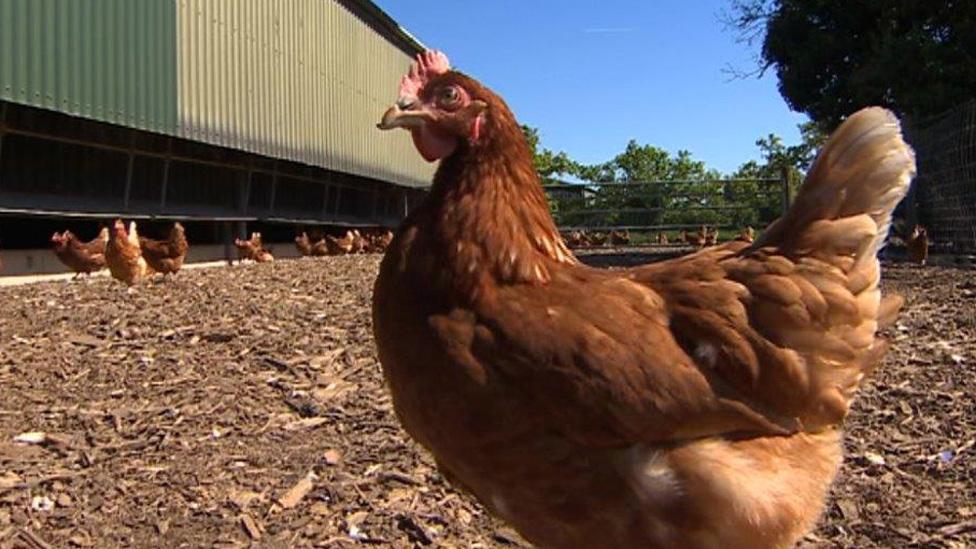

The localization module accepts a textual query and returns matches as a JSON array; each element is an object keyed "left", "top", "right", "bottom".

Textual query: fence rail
[{"left": 541, "top": 176, "right": 789, "bottom": 237}]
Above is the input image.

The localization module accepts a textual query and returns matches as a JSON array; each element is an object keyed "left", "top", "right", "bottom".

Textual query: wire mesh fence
[
  {"left": 542, "top": 176, "right": 789, "bottom": 245},
  {"left": 907, "top": 99, "right": 976, "bottom": 254}
]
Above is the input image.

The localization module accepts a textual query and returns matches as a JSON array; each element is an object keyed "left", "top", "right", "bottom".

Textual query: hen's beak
[{"left": 377, "top": 96, "right": 434, "bottom": 131}]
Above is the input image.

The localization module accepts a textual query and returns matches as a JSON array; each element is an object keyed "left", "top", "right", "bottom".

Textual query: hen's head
[
  {"left": 111, "top": 219, "right": 128, "bottom": 239},
  {"left": 378, "top": 50, "right": 512, "bottom": 162}
]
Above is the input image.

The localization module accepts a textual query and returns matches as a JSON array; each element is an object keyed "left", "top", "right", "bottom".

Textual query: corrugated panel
[
  {"left": 0, "top": 0, "right": 178, "bottom": 134},
  {"left": 176, "top": 0, "right": 433, "bottom": 188}
]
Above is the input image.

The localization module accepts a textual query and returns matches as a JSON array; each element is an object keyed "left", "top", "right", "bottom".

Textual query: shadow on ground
[{"left": 576, "top": 246, "right": 689, "bottom": 269}]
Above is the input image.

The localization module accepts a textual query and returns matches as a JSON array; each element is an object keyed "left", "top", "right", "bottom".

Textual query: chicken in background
[
  {"left": 295, "top": 232, "right": 314, "bottom": 256},
  {"left": 655, "top": 231, "right": 669, "bottom": 245},
  {"left": 310, "top": 236, "right": 330, "bottom": 256},
  {"left": 737, "top": 226, "right": 756, "bottom": 243},
  {"left": 704, "top": 225, "right": 719, "bottom": 246},
  {"left": 351, "top": 229, "right": 369, "bottom": 254},
  {"left": 368, "top": 229, "right": 395, "bottom": 253},
  {"left": 587, "top": 231, "right": 607, "bottom": 246},
  {"left": 326, "top": 231, "right": 356, "bottom": 255},
  {"left": 105, "top": 220, "right": 152, "bottom": 285},
  {"left": 51, "top": 228, "right": 108, "bottom": 277},
  {"left": 564, "top": 230, "right": 589, "bottom": 249},
  {"left": 373, "top": 50, "right": 915, "bottom": 548},
  {"left": 254, "top": 248, "right": 274, "bottom": 263},
  {"left": 139, "top": 222, "right": 189, "bottom": 277},
  {"left": 235, "top": 232, "right": 274, "bottom": 263},
  {"left": 907, "top": 224, "right": 929, "bottom": 265},
  {"left": 681, "top": 227, "right": 705, "bottom": 248},
  {"left": 609, "top": 228, "right": 630, "bottom": 246}
]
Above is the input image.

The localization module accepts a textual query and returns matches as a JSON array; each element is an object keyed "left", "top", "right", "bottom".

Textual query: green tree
[
  {"left": 520, "top": 125, "right": 579, "bottom": 183},
  {"left": 726, "top": 1, "right": 976, "bottom": 128},
  {"left": 572, "top": 142, "right": 726, "bottom": 228},
  {"left": 729, "top": 121, "right": 826, "bottom": 226}
]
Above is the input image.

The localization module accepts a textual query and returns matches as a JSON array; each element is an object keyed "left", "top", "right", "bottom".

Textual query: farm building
[{"left": 0, "top": 0, "right": 431, "bottom": 274}]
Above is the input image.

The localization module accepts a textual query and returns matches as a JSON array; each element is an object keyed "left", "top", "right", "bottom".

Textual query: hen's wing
[
  {"left": 139, "top": 237, "right": 175, "bottom": 260},
  {"left": 451, "top": 108, "right": 914, "bottom": 445}
]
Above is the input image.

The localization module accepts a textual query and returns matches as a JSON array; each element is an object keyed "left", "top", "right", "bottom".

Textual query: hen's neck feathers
[{"left": 424, "top": 99, "right": 576, "bottom": 293}]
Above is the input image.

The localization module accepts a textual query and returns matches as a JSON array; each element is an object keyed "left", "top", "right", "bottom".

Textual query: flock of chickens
[
  {"left": 293, "top": 229, "right": 394, "bottom": 257},
  {"left": 232, "top": 228, "right": 394, "bottom": 262},
  {"left": 51, "top": 220, "right": 185, "bottom": 285},
  {"left": 563, "top": 222, "right": 931, "bottom": 263},
  {"left": 7, "top": 216, "right": 931, "bottom": 286},
  {"left": 563, "top": 225, "right": 755, "bottom": 249},
  {"left": 46, "top": 220, "right": 394, "bottom": 285}
]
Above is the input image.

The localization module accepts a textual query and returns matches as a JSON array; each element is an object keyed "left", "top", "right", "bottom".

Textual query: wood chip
[
  {"left": 323, "top": 449, "right": 342, "bottom": 466},
  {"left": 67, "top": 334, "right": 105, "bottom": 348},
  {"left": 276, "top": 471, "right": 316, "bottom": 509},
  {"left": 938, "top": 520, "right": 976, "bottom": 536},
  {"left": 16, "top": 528, "right": 54, "bottom": 549},
  {"left": 282, "top": 417, "right": 329, "bottom": 431},
  {"left": 240, "top": 513, "right": 263, "bottom": 540},
  {"left": 12, "top": 432, "right": 47, "bottom": 445},
  {"left": 0, "top": 472, "right": 22, "bottom": 492}
]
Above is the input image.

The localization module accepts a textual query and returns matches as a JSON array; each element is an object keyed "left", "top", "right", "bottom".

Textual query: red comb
[{"left": 398, "top": 50, "right": 451, "bottom": 98}]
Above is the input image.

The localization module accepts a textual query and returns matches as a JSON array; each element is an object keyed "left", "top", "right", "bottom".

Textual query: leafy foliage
[
  {"left": 726, "top": 0, "right": 976, "bottom": 128},
  {"left": 520, "top": 125, "right": 579, "bottom": 183},
  {"left": 523, "top": 119, "right": 823, "bottom": 230}
]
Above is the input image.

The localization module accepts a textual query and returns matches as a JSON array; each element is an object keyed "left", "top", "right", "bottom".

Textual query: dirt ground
[{"left": 0, "top": 252, "right": 973, "bottom": 548}]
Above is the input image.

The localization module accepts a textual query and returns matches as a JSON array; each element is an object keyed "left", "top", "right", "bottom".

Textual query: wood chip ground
[{"left": 0, "top": 252, "right": 972, "bottom": 548}]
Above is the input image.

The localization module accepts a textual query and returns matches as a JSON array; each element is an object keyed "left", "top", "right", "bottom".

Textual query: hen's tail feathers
[{"left": 755, "top": 107, "right": 916, "bottom": 273}]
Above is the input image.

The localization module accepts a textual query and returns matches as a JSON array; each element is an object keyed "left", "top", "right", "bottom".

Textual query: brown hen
[
  {"left": 326, "top": 231, "right": 355, "bottom": 255},
  {"left": 236, "top": 232, "right": 274, "bottom": 263},
  {"left": 737, "top": 226, "right": 756, "bottom": 243},
  {"left": 369, "top": 229, "right": 395, "bottom": 253},
  {"left": 51, "top": 228, "right": 108, "bottom": 276},
  {"left": 681, "top": 227, "right": 706, "bottom": 248},
  {"left": 609, "top": 229, "right": 630, "bottom": 246},
  {"left": 906, "top": 224, "right": 929, "bottom": 265},
  {"left": 373, "top": 51, "right": 914, "bottom": 548},
  {"left": 105, "top": 220, "right": 152, "bottom": 285},
  {"left": 295, "top": 232, "right": 314, "bottom": 256},
  {"left": 140, "top": 222, "right": 189, "bottom": 276}
]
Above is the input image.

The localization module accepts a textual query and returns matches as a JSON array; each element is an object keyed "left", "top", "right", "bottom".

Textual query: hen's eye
[{"left": 440, "top": 86, "right": 460, "bottom": 104}]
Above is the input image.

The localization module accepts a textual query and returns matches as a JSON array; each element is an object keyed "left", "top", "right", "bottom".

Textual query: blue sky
[{"left": 374, "top": 0, "right": 809, "bottom": 175}]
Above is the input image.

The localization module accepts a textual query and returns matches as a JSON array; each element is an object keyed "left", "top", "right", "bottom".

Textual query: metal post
[
  {"left": 122, "top": 131, "right": 135, "bottom": 209},
  {"left": 222, "top": 221, "right": 235, "bottom": 263},
  {"left": 321, "top": 172, "right": 331, "bottom": 218},
  {"left": 780, "top": 167, "right": 793, "bottom": 215},
  {"left": 0, "top": 102, "right": 6, "bottom": 190},
  {"left": 241, "top": 167, "right": 252, "bottom": 213},
  {"left": 269, "top": 161, "right": 278, "bottom": 213},
  {"left": 160, "top": 138, "right": 172, "bottom": 210},
  {"left": 402, "top": 192, "right": 409, "bottom": 219}
]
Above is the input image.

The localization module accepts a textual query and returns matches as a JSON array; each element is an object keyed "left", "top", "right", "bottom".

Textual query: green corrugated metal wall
[
  {"left": 175, "top": 0, "right": 433, "bottom": 188},
  {"left": 0, "top": 0, "right": 178, "bottom": 134},
  {"left": 0, "top": 0, "right": 433, "bottom": 188}
]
